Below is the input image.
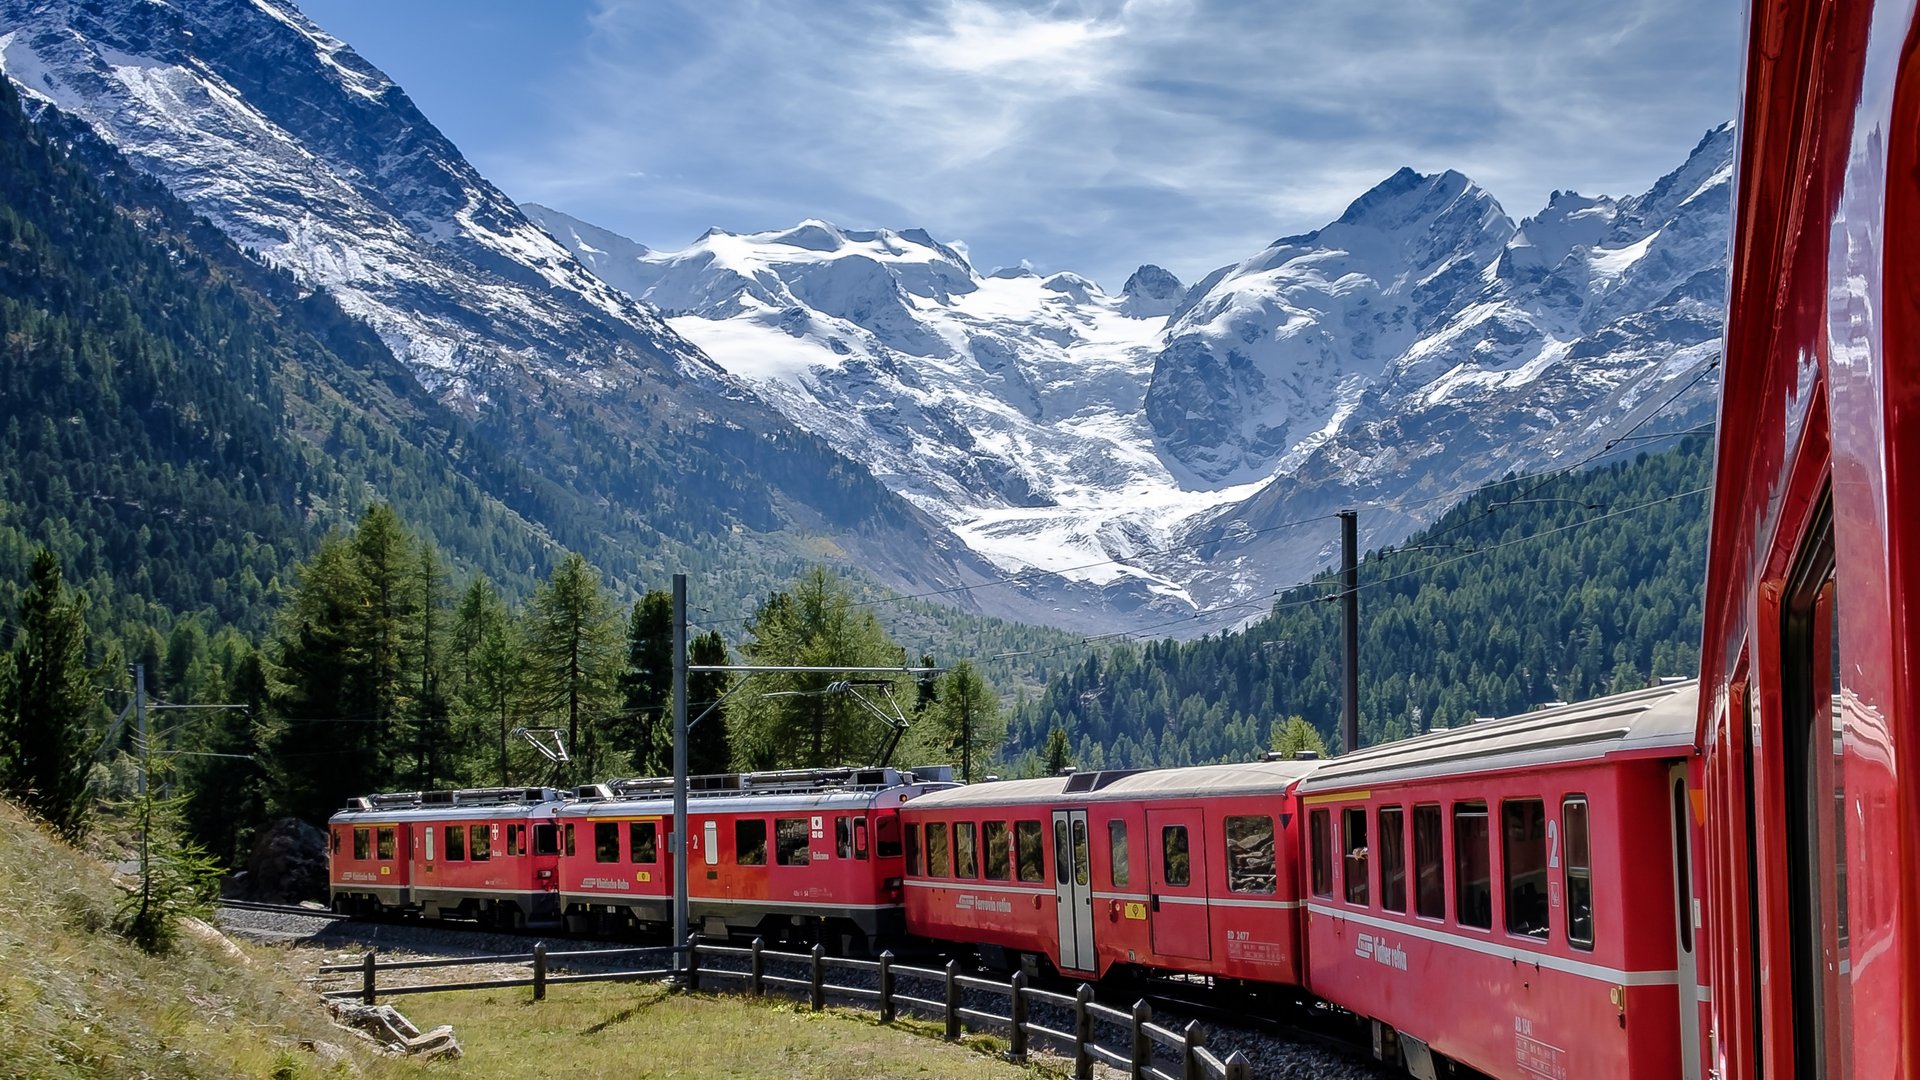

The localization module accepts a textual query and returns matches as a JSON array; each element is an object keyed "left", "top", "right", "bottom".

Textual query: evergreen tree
[
  {"left": 1041, "top": 727, "right": 1072, "bottom": 777},
  {"left": 898, "top": 659, "right": 1004, "bottom": 781},
  {"left": 182, "top": 648, "right": 268, "bottom": 867},
  {"left": 1, "top": 549, "right": 95, "bottom": 840},
  {"left": 264, "top": 536, "right": 381, "bottom": 824},
  {"left": 524, "top": 552, "right": 621, "bottom": 783},
  {"left": 453, "top": 575, "right": 523, "bottom": 786},
  {"left": 616, "top": 590, "right": 674, "bottom": 776},
  {"left": 1270, "top": 716, "right": 1327, "bottom": 759},
  {"left": 410, "top": 539, "right": 453, "bottom": 788},
  {"left": 686, "top": 629, "right": 733, "bottom": 775},
  {"left": 115, "top": 779, "right": 221, "bottom": 955}
]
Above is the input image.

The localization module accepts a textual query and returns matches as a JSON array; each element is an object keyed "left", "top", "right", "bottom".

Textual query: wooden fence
[{"left": 319, "top": 936, "right": 1252, "bottom": 1080}]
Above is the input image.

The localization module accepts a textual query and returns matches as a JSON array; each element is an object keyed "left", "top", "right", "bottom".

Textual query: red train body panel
[
  {"left": 554, "top": 767, "right": 952, "bottom": 948},
  {"left": 899, "top": 761, "right": 1317, "bottom": 984},
  {"left": 1701, "top": 1, "right": 1920, "bottom": 1076},
  {"left": 327, "top": 787, "right": 566, "bottom": 926},
  {"left": 1295, "top": 683, "right": 1705, "bottom": 1079}
]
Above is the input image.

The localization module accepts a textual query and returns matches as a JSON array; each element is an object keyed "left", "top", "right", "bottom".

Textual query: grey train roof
[
  {"left": 1297, "top": 679, "right": 1700, "bottom": 792},
  {"left": 902, "top": 758, "right": 1322, "bottom": 809}
]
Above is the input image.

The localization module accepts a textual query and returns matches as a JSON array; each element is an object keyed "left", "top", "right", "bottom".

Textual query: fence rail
[{"left": 321, "top": 935, "right": 1251, "bottom": 1080}]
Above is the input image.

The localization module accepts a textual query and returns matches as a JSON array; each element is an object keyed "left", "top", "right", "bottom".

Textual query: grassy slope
[{"left": 0, "top": 798, "right": 1040, "bottom": 1079}]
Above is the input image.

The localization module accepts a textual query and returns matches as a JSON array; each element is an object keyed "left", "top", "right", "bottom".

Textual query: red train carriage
[
  {"left": 1703, "top": 1, "right": 1920, "bottom": 1077},
  {"left": 899, "top": 760, "right": 1318, "bottom": 984},
  {"left": 555, "top": 767, "right": 952, "bottom": 950},
  {"left": 328, "top": 787, "right": 568, "bottom": 927},
  {"left": 1295, "top": 682, "right": 1705, "bottom": 1080}
]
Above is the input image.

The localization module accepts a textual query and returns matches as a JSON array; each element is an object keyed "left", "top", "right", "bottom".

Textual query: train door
[
  {"left": 1145, "top": 807, "right": 1210, "bottom": 960},
  {"left": 1052, "top": 809, "right": 1095, "bottom": 972},
  {"left": 1669, "top": 761, "right": 1702, "bottom": 1080}
]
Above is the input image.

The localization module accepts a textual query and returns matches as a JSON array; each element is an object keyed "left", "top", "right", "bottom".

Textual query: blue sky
[{"left": 298, "top": 0, "right": 1742, "bottom": 290}]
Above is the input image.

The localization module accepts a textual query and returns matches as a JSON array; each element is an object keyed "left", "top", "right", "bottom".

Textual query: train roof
[
  {"left": 328, "top": 786, "right": 568, "bottom": 824},
  {"left": 1297, "top": 679, "right": 1700, "bottom": 792},
  {"left": 901, "top": 758, "right": 1321, "bottom": 810}
]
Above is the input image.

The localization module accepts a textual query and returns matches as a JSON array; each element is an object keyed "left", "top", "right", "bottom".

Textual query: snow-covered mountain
[
  {"left": 0, "top": 0, "right": 1052, "bottom": 624},
  {"left": 531, "top": 128, "right": 1728, "bottom": 628}
]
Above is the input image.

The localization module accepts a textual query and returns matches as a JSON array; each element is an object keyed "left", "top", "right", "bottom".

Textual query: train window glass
[
  {"left": 1309, "top": 810, "right": 1332, "bottom": 898},
  {"left": 425, "top": 825, "right": 433, "bottom": 861},
  {"left": 875, "top": 815, "right": 901, "bottom": 858},
  {"left": 470, "top": 824, "right": 491, "bottom": 861},
  {"left": 1342, "top": 808, "right": 1369, "bottom": 906},
  {"left": 736, "top": 819, "right": 768, "bottom": 866},
  {"left": 1016, "top": 821, "right": 1046, "bottom": 883},
  {"left": 594, "top": 821, "right": 619, "bottom": 863},
  {"left": 1054, "top": 819, "right": 1072, "bottom": 885},
  {"left": 928, "top": 823, "right": 953, "bottom": 877},
  {"left": 378, "top": 827, "right": 395, "bottom": 860},
  {"left": 507, "top": 825, "right": 522, "bottom": 857},
  {"left": 1379, "top": 807, "right": 1406, "bottom": 913},
  {"left": 1072, "top": 819, "right": 1089, "bottom": 887},
  {"left": 332, "top": 829, "right": 343, "bottom": 855},
  {"left": 954, "top": 822, "right": 978, "bottom": 879},
  {"left": 853, "top": 817, "right": 869, "bottom": 860},
  {"left": 1108, "top": 821, "right": 1129, "bottom": 887},
  {"left": 985, "top": 821, "right": 1011, "bottom": 880},
  {"left": 1563, "top": 797, "right": 1592, "bottom": 949},
  {"left": 445, "top": 824, "right": 466, "bottom": 861},
  {"left": 777, "top": 818, "right": 811, "bottom": 866},
  {"left": 536, "top": 822, "right": 560, "bottom": 856},
  {"left": 630, "top": 821, "right": 658, "bottom": 864},
  {"left": 835, "top": 816, "right": 853, "bottom": 859},
  {"left": 1162, "top": 826, "right": 1191, "bottom": 887},
  {"left": 1453, "top": 803, "right": 1491, "bottom": 929},
  {"left": 905, "top": 823, "right": 922, "bottom": 875},
  {"left": 1414, "top": 804, "right": 1444, "bottom": 919},
  {"left": 563, "top": 822, "right": 575, "bottom": 857},
  {"left": 1226, "top": 816, "right": 1276, "bottom": 894},
  {"left": 1502, "top": 799, "right": 1548, "bottom": 938},
  {"left": 353, "top": 828, "right": 371, "bottom": 860}
]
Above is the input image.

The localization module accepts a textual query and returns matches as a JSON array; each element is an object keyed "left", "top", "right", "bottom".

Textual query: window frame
[
  {"left": 1225, "top": 815, "right": 1277, "bottom": 894},
  {"left": 1378, "top": 806, "right": 1406, "bottom": 913},
  {"left": 1309, "top": 809, "right": 1333, "bottom": 899},
  {"left": 735, "top": 818, "right": 768, "bottom": 867},
  {"left": 470, "top": 823, "right": 491, "bottom": 861},
  {"left": 776, "top": 817, "right": 812, "bottom": 867},
  {"left": 1413, "top": 803, "right": 1444, "bottom": 920},
  {"left": 353, "top": 827, "right": 371, "bottom": 861},
  {"left": 1342, "top": 806, "right": 1370, "bottom": 906},
  {"left": 1563, "top": 795, "right": 1593, "bottom": 950},
  {"left": 444, "top": 823, "right": 466, "bottom": 862},
  {"left": 1015, "top": 820, "right": 1045, "bottom": 883},
  {"left": 905, "top": 822, "right": 923, "bottom": 876},
  {"left": 1107, "top": 819, "right": 1130, "bottom": 888},
  {"left": 1453, "top": 801, "right": 1492, "bottom": 930},
  {"left": 984, "top": 820, "right": 1011, "bottom": 881},
  {"left": 1161, "top": 824, "right": 1191, "bottom": 887},
  {"left": 594, "top": 821, "right": 620, "bottom": 864},
  {"left": 630, "top": 821, "right": 658, "bottom": 864},
  {"left": 927, "top": 821, "right": 952, "bottom": 878},
  {"left": 1502, "top": 798, "right": 1549, "bottom": 940},
  {"left": 954, "top": 821, "right": 978, "bottom": 879}
]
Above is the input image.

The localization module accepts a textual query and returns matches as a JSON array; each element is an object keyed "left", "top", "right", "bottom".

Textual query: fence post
[
  {"left": 1008, "top": 969, "right": 1029, "bottom": 1064},
  {"left": 750, "top": 937, "right": 766, "bottom": 998},
  {"left": 685, "top": 933, "right": 702, "bottom": 993},
  {"left": 360, "top": 951, "right": 376, "bottom": 1006},
  {"left": 810, "top": 943, "right": 826, "bottom": 1012},
  {"left": 878, "top": 950, "right": 896, "bottom": 1023},
  {"left": 944, "top": 959, "right": 961, "bottom": 1041},
  {"left": 1130, "top": 1000, "right": 1153, "bottom": 1080},
  {"left": 1072, "top": 984, "right": 1094, "bottom": 1080},
  {"left": 532, "top": 942, "right": 547, "bottom": 1002},
  {"left": 1182, "top": 1020, "right": 1206, "bottom": 1080},
  {"left": 1223, "top": 1049, "right": 1252, "bottom": 1080}
]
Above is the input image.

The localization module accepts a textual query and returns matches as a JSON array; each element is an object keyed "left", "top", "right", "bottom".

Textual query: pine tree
[
  {"left": 685, "top": 629, "right": 733, "bottom": 775},
  {"left": 1, "top": 548, "right": 96, "bottom": 840},
  {"left": 1270, "top": 716, "right": 1327, "bottom": 759},
  {"left": 1041, "top": 727, "right": 1072, "bottom": 777},
  {"left": 181, "top": 648, "right": 268, "bottom": 866},
  {"left": 616, "top": 590, "right": 674, "bottom": 775},
  {"left": 265, "top": 536, "right": 380, "bottom": 824},
  {"left": 453, "top": 575, "right": 522, "bottom": 786},
  {"left": 410, "top": 540, "right": 452, "bottom": 788},
  {"left": 524, "top": 552, "right": 621, "bottom": 783}
]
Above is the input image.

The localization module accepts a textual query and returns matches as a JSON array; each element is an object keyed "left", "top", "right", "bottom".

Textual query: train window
[
  {"left": 1563, "top": 797, "right": 1592, "bottom": 949},
  {"left": 853, "top": 817, "right": 869, "bottom": 860},
  {"left": 874, "top": 815, "right": 901, "bottom": 858},
  {"left": 536, "top": 822, "right": 560, "bottom": 856},
  {"left": 630, "top": 821, "right": 658, "bottom": 864},
  {"left": 835, "top": 816, "right": 853, "bottom": 859},
  {"left": 1309, "top": 810, "right": 1332, "bottom": 898},
  {"left": 563, "top": 822, "right": 575, "bottom": 857},
  {"left": 1053, "top": 820, "right": 1073, "bottom": 885},
  {"left": 1379, "top": 807, "right": 1406, "bottom": 913},
  {"left": 1414, "top": 804, "right": 1444, "bottom": 919},
  {"left": 507, "top": 825, "right": 522, "bottom": 857},
  {"left": 445, "top": 824, "right": 466, "bottom": 861},
  {"left": 905, "top": 823, "right": 922, "bottom": 875},
  {"left": 1162, "top": 826, "right": 1191, "bottom": 887},
  {"left": 470, "top": 824, "right": 491, "bottom": 862},
  {"left": 984, "top": 821, "right": 1011, "bottom": 880},
  {"left": 377, "top": 827, "right": 396, "bottom": 860},
  {"left": 1225, "top": 816, "right": 1276, "bottom": 894},
  {"left": 353, "top": 828, "right": 371, "bottom": 860},
  {"left": 1071, "top": 819, "right": 1089, "bottom": 887},
  {"left": 1502, "top": 799, "right": 1548, "bottom": 938},
  {"left": 954, "top": 822, "right": 978, "bottom": 879},
  {"left": 1016, "top": 820, "right": 1045, "bottom": 883},
  {"left": 1342, "top": 808, "right": 1369, "bottom": 906},
  {"left": 928, "top": 823, "right": 952, "bottom": 877},
  {"left": 736, "top": 819, "right": 767, "bottom": 866},
  {"left": 594, "top": 821, "right": 619, "bottom": 863},
  {"left": 425, "top": 825, "right": 434, "bottom": 861},
  {"left": 1108, "top": 821, "right": 1129, "bottom": 887},
  {"left": 332, "top": 829, "right": 343, "bottom": 855},
  {"left": 777, "top": 818, "right": 811, "bottom": 866},
  {"left": 1453, "top": 803, "right": 1491, "bottom": 929}
]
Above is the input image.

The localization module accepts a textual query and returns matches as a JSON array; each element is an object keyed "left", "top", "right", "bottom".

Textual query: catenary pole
[
  {"left": 671, "top": 573, "right": 689, "bottom": 973},
  {"left": 1339, "top": 511, "right": 1360, "bottom": 755}
]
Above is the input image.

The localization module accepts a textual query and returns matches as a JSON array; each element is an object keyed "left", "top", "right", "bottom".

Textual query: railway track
[{"left": 217, "top": 898, "right": 351, "bottom": 920}]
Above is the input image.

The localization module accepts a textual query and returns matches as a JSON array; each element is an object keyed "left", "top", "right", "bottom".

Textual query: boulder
[{"left": 234, "top": 818, "right": 329, "bottom": 903}]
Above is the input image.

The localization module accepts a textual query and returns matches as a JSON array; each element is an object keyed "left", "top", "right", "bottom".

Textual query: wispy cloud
[{"left": 487, "top": 0, "right": 1739, "bottom": 288}]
